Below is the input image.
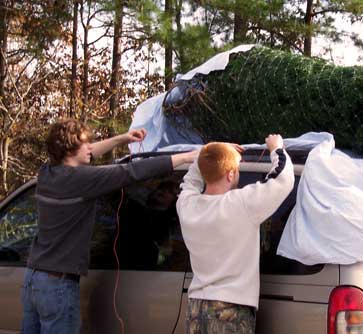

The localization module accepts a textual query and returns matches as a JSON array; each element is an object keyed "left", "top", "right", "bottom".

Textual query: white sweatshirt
[{"left": 176, "top": 148, "right": 295, "bottom": 308}]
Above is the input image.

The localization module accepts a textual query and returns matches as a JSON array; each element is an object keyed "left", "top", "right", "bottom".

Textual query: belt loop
[{"left": 26, "top": 268, "right": 36, "bottom": 285}]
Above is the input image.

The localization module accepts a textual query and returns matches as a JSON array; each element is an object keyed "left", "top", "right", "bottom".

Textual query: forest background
[{"left": 0, "top": 0, "right": 363, "bottom": 199}]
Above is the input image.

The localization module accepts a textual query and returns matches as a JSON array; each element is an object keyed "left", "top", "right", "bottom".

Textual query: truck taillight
[{"left": 328, "top": 286, "right": 363, "bottom": 334}]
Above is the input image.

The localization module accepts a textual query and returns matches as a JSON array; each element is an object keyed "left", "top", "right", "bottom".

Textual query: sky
[
  {"left": 313, "top": 16, "right": 363, "bottom": 66},
  {"left": 120, "top": 11, "right": 363, "bottom": 85},
  {"left": 85, "top": 5, "right": 363, "bottom": 84},
  {"left": 112, "top": 10, "right": 363, "bottom": 108}
]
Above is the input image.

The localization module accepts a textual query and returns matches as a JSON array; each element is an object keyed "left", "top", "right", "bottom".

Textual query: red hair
[{"left": 198, "top": 142, "right": 241, "bottom": 183}]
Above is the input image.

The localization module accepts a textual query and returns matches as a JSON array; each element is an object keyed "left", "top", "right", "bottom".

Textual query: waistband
[{"left": 30, "top": 268, "right": 80, "bottom": 282}]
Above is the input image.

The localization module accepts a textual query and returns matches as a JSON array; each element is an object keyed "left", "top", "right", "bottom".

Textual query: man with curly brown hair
[{"left": 21, "top": 118, "right": 197, "bottom": 334}]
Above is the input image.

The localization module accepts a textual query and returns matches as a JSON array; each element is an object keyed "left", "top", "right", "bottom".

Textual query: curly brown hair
[{"left": 46, "top": 119, "right": 92, "bottom": 165}]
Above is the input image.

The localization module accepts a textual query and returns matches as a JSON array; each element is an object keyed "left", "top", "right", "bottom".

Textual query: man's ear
[{"left": 227, "top": 170, "right": 234, "bottom": 183}]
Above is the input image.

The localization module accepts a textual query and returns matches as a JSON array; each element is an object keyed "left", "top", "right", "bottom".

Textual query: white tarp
[
  {"left": 128, "top": 92, "right": 204, "bottom": 153},
  {"left": 180, "top": 44, "right": 256, "bottom": 80},
  {"left": 157, "top": 132, "right": 333, "bottom": 152},
  {"left": 277, "top": 134, "right": 363, "bottom": 265},
  {"left": 129, "top": 44, "right": 256, "bottom": 153}
]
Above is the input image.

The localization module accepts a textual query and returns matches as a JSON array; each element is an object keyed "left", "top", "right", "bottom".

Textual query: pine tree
[{"left": 164, "top": 46, "right": 363, "bottom": 152}]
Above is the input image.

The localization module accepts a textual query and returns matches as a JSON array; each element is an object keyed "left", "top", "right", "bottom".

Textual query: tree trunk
[
  {"left": 0, "top": 0, "right": 8, "bottom": 135},
  {"left": 175, "top": 0, "right": 185, "bottom": 72},
  {"left": 164, "top": 0, "right": 173, "bottom": 90},
  {"left": 0, "top": 137, "right": 9, "bottom": 194},
  {"left": 0, "top": 0, "right": 8, "bottom": 97},
  {"left": 233, "top": 3, "right": 248, "bottom": 44},
  {"left": 70, "top": 0, "right": 79, "bottom": 118},
  {"left": 109, "top": 0, "right": 123, "bottom": 118},
  {"left": 80, "top": 0, "right": 89, "bottom": 120},
  {"left": 267, "top": 0, "right": 274, "bottom": 47},
  {"left": 304, "top": 0, "right": 313, "bottom": 57}
]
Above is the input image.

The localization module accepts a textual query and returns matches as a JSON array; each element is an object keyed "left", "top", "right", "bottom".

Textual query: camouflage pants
[{"left": 186, "top": 299, "right": 256, "bottom": 334}]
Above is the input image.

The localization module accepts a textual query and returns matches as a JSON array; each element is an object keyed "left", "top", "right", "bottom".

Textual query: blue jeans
[{"left": 21, "top": 268, "right": 81, "bottom": 334}]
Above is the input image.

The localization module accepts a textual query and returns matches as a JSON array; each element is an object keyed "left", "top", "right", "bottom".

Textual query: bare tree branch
[
  {"left": 91, "top": 93, "right": 114, "bottom": 114},
  {"left": 15, "top": 55, "right": 37, "bottom": 86},
  {"left": 312, "top": 8, "right": 347, "bottom": 17},
  {"left": 88, "top": 27, "right": 110, "bottom": 45}
]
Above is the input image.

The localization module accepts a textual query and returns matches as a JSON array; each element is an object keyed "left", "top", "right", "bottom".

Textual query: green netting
[{"left": 163, "top": 47, "right": 363, "bottom": 152}]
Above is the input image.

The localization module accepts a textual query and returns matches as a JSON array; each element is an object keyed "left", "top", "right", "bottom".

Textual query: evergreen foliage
[{"left": 164, "top": 47, "right": 363, "bottom": 152}]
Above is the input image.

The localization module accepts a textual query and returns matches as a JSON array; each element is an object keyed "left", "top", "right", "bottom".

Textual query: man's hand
[
  {"left": 127, "top": 128, "right": 147, "bottom": 143},
  {"left": 265, "top": 134, "right": 284, "bottom": 152},
  {"left": 90, "top": 128, "right": 147, "bottom": 159},
  {"left": 225, "top": 143, "right": 245, "bottom": 154}
]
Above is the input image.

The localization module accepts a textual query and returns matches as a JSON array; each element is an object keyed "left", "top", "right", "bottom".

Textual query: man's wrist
[
  {"left": 181, "top": 152, "right": 189, "bottom": 164},
  {"left": 269, "top": 146, "right": 283, "bottom": 153},
  {"left": 171, "top": 153, "right": 186, "bottom": 168},
  {"left": 115, "top": 133, "right": 129, "bottom": 145}
]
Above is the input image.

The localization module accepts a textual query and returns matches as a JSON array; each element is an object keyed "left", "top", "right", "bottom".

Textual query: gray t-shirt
[{"left": 27, "top": 156, "right": 173, "bottom": 275}]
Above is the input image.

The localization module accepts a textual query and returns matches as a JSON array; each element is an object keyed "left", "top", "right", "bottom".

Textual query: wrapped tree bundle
[{"left": 163, "top": 47, "right": 363, "bottom": 152}]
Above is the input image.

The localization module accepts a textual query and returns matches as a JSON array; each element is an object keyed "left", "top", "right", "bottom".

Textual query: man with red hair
[{"left": 177, "top": 135, "right": 294, "bottom": 334}]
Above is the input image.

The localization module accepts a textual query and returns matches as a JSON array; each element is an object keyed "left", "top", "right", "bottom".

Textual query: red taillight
[{"left": 328, "top": 286, "right": 363, "bottom": 334}]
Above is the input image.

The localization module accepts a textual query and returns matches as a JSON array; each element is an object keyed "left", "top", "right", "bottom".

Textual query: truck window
[
  {"left": 90, "top": 171, "right": 190, "bottom": 272},
  {"left": 0, "top": 187, "right": 38, "bottom": 266},
  {"left": 238, "top": 172, "right": 323, "bottom": 275}
]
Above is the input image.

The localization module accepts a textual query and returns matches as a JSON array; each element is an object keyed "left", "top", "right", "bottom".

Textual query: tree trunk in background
[
  {"left": 0, "top": 0, "right": 7, "bottom": 101},
  {"left": 80, "top": 0, "right": 89, "bottom": 121},
  {"left": 0, "top": 137, "right": 9, "bottom": 194},
  {"left": 70, "top": 0, "right": 79, "bottom": 118},
  {"left": 109, "top": 0, "right": 123, "bottom": 118},
  {"left": 304, "top": 0, "right": 313, "bottom": 57},
  {"left": 267, "top": 0, "right": 274, "bottom": 47},
  {"left": 164, "top": 0, "right": 173, "bottom": 90},
  {"left": 0, "top": 0, "right": 9, "bottom": 195},
  {"left": 233, "top": 2, "right": 248, "bottom": 44},
  {"left": 175, "top": 0, "right": 185, "bottom": 73}
]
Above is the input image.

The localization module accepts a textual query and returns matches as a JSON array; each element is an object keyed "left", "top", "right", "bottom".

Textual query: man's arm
[
  {"left": 238, "top": 135, "right": 295, "bottom": 225},
  {"left": 175, "top": 154, "right": 204, "bottom": 219},
  {"left": 179, "top": 156, "right": 204, "bottom": 194},
  {"left": 75, "top": 151, "right": 198, "bottom": 199},
  {"left": 171, "top": 151, "right": 199, "bottom": 169},
  {"left": 90, "top": 129, "right": 146, "bottom": 159}
]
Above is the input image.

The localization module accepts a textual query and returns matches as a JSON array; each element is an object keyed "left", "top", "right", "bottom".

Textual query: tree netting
[{"left": 163, "top": 46, "right": 363, "bottom": 152}]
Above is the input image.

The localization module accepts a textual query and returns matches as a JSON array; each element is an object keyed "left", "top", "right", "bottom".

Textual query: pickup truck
[{"left": 0, "top": 149, "right": 361, "bottom": 334}]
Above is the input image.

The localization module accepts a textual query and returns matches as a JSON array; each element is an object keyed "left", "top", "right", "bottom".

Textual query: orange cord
[
  {"left": 257, "top": 149, "right": 266, "bottom": 162},
  {"left": 113, "top": 140, "right": 144, "bottom": 333},
  {"left": 241, "top": 148, "right": 266, "bottom": 163},
  {"left": 129, "top": 141, "right": 144, "bottom": 161}
]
